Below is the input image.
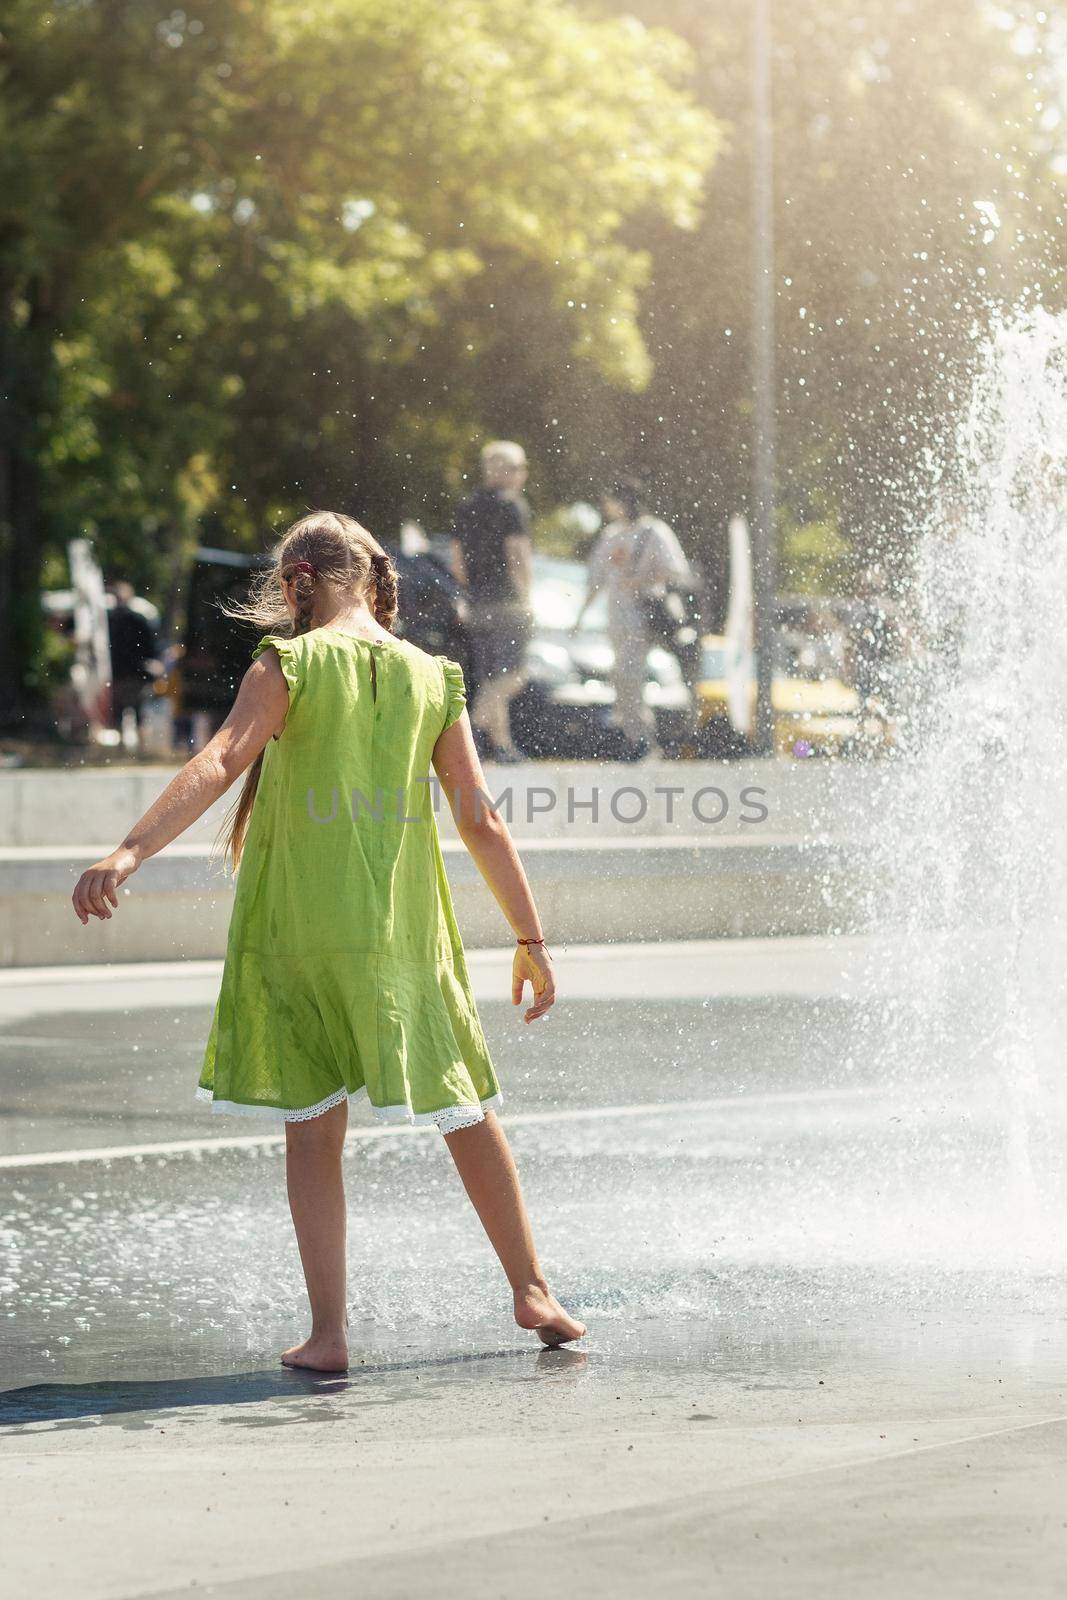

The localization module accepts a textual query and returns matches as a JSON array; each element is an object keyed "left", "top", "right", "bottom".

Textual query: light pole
[{"left": 751, "top": 0, "right": 778, "bottom": 754}]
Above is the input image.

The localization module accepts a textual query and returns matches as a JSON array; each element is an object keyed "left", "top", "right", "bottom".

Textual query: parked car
[
  {"left": 170, "top": 547, "right": 271, "bottom": 723},
  {"left": 512, "top": 554, "right": 694, "bottom": 759},
  {"left": 694, "top": 632, "right": 896, "bottom": 758},
  {"left": 168, "top": 542, "right": 699, "bottom": 758}
]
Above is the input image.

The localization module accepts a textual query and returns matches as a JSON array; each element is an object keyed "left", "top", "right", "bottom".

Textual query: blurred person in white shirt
[{"left": 571, "top": 478, "right": 694, "bottom": 757}]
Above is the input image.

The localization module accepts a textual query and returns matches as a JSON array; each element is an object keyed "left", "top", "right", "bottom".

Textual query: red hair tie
[{"left": 290, "top": 560, "right": 317, "bottom": 578}]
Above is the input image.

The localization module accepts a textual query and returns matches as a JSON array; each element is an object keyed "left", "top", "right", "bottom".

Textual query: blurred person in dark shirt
[
  {"left": 107, "top": 580, "right": 161, "bottom": 731},
  {"left": 451, "top": 440, "right": 534, "bottom": 762}
]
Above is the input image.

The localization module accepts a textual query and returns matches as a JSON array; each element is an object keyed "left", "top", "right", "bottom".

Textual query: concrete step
[
  {"left": 0, "top": 833, "right": 867, "bottom": 966},
  {"left": 0, "top": 757, "right": 894, "bottom": 845}
]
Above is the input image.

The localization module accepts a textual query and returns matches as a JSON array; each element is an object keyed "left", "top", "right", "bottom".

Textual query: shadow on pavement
[{"left": 0, "top": 1344, "right": 585, "bottom": 1426}]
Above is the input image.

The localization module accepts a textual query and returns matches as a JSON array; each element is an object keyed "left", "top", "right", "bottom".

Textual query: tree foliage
[
  {"left": 3, "top": 0, "right": 1063, "bottom": 721},
  {"left": 580, "top": 0, "right": 1064, "bottom": 609},
  {"left": 0, "top": 0, "right": 716, "bottom": 714}
]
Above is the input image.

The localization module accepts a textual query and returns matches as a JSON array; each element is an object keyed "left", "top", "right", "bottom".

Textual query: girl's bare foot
[
  {"left": 281, "top": 1334, "right": 349, "bottom": 1373},
  {"left": 513, "top": 1282, "right": 586, "bottom": 1348}
]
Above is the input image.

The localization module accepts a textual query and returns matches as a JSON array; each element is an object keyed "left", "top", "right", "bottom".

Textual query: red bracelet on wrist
[{"left": 516, "top": 936, "right": 546, "bottom": 947}]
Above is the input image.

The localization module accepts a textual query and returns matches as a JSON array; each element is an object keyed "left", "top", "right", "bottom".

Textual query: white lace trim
[
  {"left": 375, "top": 1092, "right": 504, "bottom": 1135},
  {"left": 194, "top": 1084, "right": 503, "bottom": 1132},
  {"left": 193, "top": 1084, "right": 349, "bottom": 1123},
  {"left": 283, "top": 1087, "right": 351, "bottom": 1122}
]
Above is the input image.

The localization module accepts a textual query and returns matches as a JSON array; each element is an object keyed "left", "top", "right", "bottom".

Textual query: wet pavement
[{"left": 2, "top": 938, "right": 1066, "bottom": 1598}]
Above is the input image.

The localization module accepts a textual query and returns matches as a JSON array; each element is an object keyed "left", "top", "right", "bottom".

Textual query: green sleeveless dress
[{"left": 196, "top": 626, "right": 502, "bottom": 1134}]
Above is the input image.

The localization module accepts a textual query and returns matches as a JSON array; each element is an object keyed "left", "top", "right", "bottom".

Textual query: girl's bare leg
[
  {"left": 281, "top": 1097, "right": 350, "bottom": 1371},
  {"left": 443, "top": 1111, "right": 586, "bottom": 1346}
]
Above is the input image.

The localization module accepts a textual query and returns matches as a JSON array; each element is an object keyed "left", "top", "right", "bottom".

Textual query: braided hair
[{"left": 366, "top": 550, "right": 399, "bottom": 632}]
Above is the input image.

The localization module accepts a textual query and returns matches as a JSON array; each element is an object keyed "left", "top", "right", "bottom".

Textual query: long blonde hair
[{"left": 215, "top": 511, "right": 400, "bottom": 872}]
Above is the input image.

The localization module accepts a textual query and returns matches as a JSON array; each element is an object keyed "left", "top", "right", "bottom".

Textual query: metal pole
[{"left": 751, "top": 0, "right": 778, "bottom": 754}]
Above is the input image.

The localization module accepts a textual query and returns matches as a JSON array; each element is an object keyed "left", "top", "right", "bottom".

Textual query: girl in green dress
[{"left": 71, "top": 511, "right": 586, "bottom": 1370}]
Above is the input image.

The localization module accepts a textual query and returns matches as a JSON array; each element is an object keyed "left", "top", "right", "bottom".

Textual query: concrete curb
[{"left": 1, "top": 834, "right": 867, "bottom": 966}]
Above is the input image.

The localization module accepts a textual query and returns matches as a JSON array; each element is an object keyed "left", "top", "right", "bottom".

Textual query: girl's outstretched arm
[
  {"left": 71, "top": 651, "right": 290, "bottom": 925},
  {"left": 431, "top": 713, "right": 555, "bottom": 1024}
]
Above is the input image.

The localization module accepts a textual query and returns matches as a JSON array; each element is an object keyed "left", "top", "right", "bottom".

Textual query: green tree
[
  {"left": 1, "top": 0, "right": 716, "bottom": 722},
  {"left": 580, "top": 0, "right": 1062, "bottom": 612},
  {"left": 1, "top": 0, "right": 261, "bottom": 720}
]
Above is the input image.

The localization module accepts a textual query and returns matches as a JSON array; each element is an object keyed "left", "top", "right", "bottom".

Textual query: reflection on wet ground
[
  {"left": 2, "top": 944, "right": 1065, "bottom": 1433},
  {"left": 5, "top": 1290, "right": 1066, "bottom": 1451},
  {"left": 0, "top": 1347, "right": 544, "bottom": 1426}
]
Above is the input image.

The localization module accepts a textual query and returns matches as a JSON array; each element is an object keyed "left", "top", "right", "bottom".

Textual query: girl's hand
[
  {"left": 512, "top": 943, "right": 555, "bottom": 1023},
  {"left": 72, "top": 847, "right": 141, "bottom": 925}
]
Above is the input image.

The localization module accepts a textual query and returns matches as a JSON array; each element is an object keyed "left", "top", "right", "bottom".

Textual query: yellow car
[{"left": 694, "top": 634, "right": 893, "bottom": 758}]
